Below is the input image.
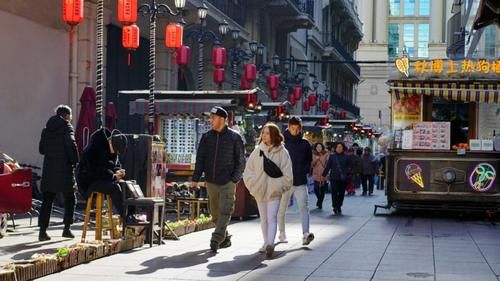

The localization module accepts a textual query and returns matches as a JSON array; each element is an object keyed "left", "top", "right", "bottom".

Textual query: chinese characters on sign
[{"left": 413, "top": 59, "right": 500, "bottom": 75}]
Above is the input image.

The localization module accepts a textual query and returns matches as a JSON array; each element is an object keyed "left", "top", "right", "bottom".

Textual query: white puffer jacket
[{"left": 243, "top": 142, "right": 293, "bottom": 202}]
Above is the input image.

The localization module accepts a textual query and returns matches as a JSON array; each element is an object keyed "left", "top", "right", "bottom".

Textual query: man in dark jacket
[
  {"left": 191, "top": 106, "right": 245, "bottom": 252},
  {"left": 278, "top": 116, "right": 314, "bottom": 246},
  {"left": 38, "top": 105, "right": 79, "bottom": 241},
  {"left": 77, "top": 128, "right": 128, "bottom": 217}
]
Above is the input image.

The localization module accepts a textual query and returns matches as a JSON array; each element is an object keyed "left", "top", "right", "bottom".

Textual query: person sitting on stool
[{"left": 76, "top": 128, "right": 130, "bottom": 220}]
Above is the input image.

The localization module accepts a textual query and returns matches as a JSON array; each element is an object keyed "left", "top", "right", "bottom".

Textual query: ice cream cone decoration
[{"left": 405, "top": 163, "right": 424, "bottom": 188}]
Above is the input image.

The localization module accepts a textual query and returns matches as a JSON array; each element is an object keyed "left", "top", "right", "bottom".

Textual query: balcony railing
[
  {"left": 321, "top": 32, "right": 360, "bottom": 75},
  {"left": 206, "top": 0, "right": 246, "bottom": 27},
  {"left": 330, "top": 92, "right": 360, "bottom": 116}
]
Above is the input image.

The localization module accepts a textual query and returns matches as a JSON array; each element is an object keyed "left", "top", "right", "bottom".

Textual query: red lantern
[
  {"left": 321, "top": 100, "right": 329, "bottom": 111},
  {"left": 288, "top": 94, "right": 297, "bottom": 106},
  {"left": 165, "top": 23, "right": 183, "bottom": 49},
  {"left": 270, "top": 89, "right": 279, "bottom": 101},
  {"left": 340, "top": 111, "right": 347, "bottom": 119},
  {"left": 247, "top": 93, "right": 257, "bottom": 109},
  {"left": 293, "top": 87, "right": 303, "bottom": 100},
  {"left": 241, "top": 75, "right": 251, "bottom": 90},
  {"left": 176, "top": 45, "right": 190, "bottom": 65},
  {"left": 244, "top": 64, "right": 257, "bottom": 82},
  {"left": 213, "top": 68, "right": 225, "bottom": 85},
  {"left": 122, "top": 24, "right": 139, "bottom": 49},
  {"left": 212, "top": 46, "right": 227, "bottom": 68},
  {"left": 117, "top": 0, "right": 138, "bottom": 25},
  {"left": 308, "top": 94, "right": 317, "bottom": 106},
  {"left": 63, "top": 0, "right": 84, "bottom": 26},
  {"left": 276, "top": 104, "right": 285, "bottom": 118},
  {"left": 267, "top": 74, "right": 279, "bottom": 90},
  {"left": 303, "top": 100, "right": 310, "bottom": 111},
  {"left": 122, "top": 24, "right": 139, "bottom": 65}
]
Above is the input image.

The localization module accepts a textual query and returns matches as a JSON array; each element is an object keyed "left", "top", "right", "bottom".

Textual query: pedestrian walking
[
  {"left": 243, "top": 123, "right": 293, "bottom": 258},
  {"left": 311, "top": 143, "right": 329, "bottom": 209},
  {"left": 360, "top": 147, "right": 378, "bottom": 195},
  {"left": 346, "top": 147, "right": 361, "bottom": 195},
  {"left": 322, "top": 142, "right": 352, "bottom": 215},
  {"left": 191, "top": 106, "right": 246, "bottom": 253},
  {"left": 278, "top": 116, "right": 315, "bottom": 245},
  {"left": 38, "top": 105, "right": 79, "bottom": 241},
  {"left": 76, "top": 128, "right": 128, "bottom": 217}
]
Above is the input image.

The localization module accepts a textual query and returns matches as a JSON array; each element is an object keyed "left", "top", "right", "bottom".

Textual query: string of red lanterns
[{"left": 62, "top": 0, "right": 84, "bottom": 44}]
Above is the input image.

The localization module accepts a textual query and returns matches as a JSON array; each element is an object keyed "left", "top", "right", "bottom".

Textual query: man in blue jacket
[
  {"left": 278, "top": 116, "right": 314, "bottom": 245},
  {"left": 192, "top": 106, "right": 246, "bottom": 252}
]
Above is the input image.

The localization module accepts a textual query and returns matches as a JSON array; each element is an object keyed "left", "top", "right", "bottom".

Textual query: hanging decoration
[
  {"left": 165, "top": 23, "right": 183, "bottom": 49},
  {"left": 288, "top": 94, "right": 297, "bottom": 106},
  {"left": 244, "top": 64, "right": 257, "bottom": 82},
  {"left": 270, "top": 89, "right": 279, "bottom": 101},
  {"left": 117, "top": 0, "right": 138, "bottom": 25},
  {"left": 303, "top": 100, "right": 311, "bottom": 111},
  {"left": 62, "top": 0, "right": 84, "bottom": 44},
  {"left": 321, "top": 100, "right": 329, "bottom": 111},
  {"left": 308, "top": 94, "right": 317, "bottom": 106},
  {"left": 267, "top": 74, "right": 279, "bottom": 90},
  {"left": 293, "top": 87, "right": 303, "bottom": 100},
  {"left": 176, "top": 45, "right": 190, "bottom": 80},
  {"left": 241, "top": 75, "right": 251, "bottom": 90},
  {"left": 213, "top": 68, "right": 225, "bottom": 87},
  {"left": 122, "top": 24, "right": 140, "bottom": 65},
  {"left": 212, "top": 46, "right": 227, "bottom": 68}
]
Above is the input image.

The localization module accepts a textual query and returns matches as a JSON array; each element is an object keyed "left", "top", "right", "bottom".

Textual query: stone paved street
[{"left": 2, "top": 189, "right": 500, "bottom": 280}]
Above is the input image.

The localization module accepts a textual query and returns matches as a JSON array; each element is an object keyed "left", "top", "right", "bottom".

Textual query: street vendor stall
[{"left": 375, "top": 57, "right": 500, "bottom": 214}]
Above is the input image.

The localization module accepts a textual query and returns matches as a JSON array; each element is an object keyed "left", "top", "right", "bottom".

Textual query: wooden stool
[{"left": 81, "top": 192, "right": 115, "bottom": 242}]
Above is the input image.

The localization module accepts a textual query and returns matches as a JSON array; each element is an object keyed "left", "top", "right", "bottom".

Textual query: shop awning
[
  {"left": 129, "top": 99, "right": 234, "bottom": 115},
  {"left": 389, "top": 80, "right": 500, "bottom": 103}
]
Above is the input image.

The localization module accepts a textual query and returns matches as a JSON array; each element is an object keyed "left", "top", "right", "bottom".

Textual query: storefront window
[{"left": 431, "top": 98, "right": 469, "bottom": 145}]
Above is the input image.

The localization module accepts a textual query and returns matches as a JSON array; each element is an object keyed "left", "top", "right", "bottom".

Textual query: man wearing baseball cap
[{"left": 192, "top": 106, "right": 246, "bottom": 252}]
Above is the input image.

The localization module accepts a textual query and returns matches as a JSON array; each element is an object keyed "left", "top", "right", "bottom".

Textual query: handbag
[
  {"left": 335, "top": 156, "right": 348, "bottom": 182},
  {"left": 260, "top": 150, "right": 283, "bottom": 178}
]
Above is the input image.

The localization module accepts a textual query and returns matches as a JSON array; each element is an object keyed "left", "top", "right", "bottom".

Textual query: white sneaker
[
  {"left": 302, "top": 233, "right": 314, "bottom": 245},
  {"left": 258, "top": 243, "right": 266, "bottom": 253},
  {"left": 278, "top": 232, "right": 288, "bottom": 243}
]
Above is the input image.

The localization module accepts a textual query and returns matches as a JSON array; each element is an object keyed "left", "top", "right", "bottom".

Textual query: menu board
[{"left": 412, "top": 122, "right": 450, "bottom": 150}]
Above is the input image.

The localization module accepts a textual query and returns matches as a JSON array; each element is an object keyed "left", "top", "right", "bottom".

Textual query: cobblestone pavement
[{"left": 3, "top": 188, "right": 500, "bottom": 281}]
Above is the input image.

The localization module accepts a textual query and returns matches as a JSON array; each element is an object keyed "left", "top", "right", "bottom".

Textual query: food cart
[{"left": 375, "top": 57, "right": 500, "bottom": 214}]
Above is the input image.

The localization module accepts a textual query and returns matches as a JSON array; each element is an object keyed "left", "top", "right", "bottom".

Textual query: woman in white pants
[{"left": 243, "top": 123, "right": 293, "bottom": 258}]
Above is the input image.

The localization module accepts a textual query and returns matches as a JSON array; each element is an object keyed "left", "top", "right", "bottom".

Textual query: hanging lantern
[
  {"left": 212, "top": 46, "right": 227, "bottom": 68},
  {"left": 122, "top": 24, "right": 140, "bottom": 65},
  {"left": 321, "top": 100, "right": 329, "bottom": 111},
  {"left": 288, "top": 94, "right": 297, "bottom": 106},
  {"left": 267, "top": 74, "right": 279, "bottom": 90},
  {"left": 270, "top": 89, "right": 279, "bottom": 101},
  {"left": 308, "top": 94, "right": 317, "bottom": 106},
  {"left": 276, "top": 105, "right": 285, "bottom": 118},
  {"left": 62, "top": 0, "right": 84, "bottom": 44},
  {"left": 240, "top": 75, "right": 251, "bottom": 90},
  {"left": 165, "top": 23, "right": 183, "bottom": 49},
  {"left": 340, "top": 111, "right": 347, "bottom": 119},
  {"left": 303, "top": 100, "right": 310, "bottom": 111},
  {"left": 176, "top": 45, "right": 190, "bottom": 65},
  {"left": 293, "top": 87, "right": 303, "bottom": 100},
  {"left": 213, "top": 68, "right": 225, "bottom": 85},
  {"left": 63, "top": 0, "right": 84, "bottom": 26},
  {"left": 244, "top": 64, "right": 257, "bottom": 82},
  {"left": 117, "top": 0, "right": 138, "bottom": 25},
  {"left": 323, "top": 117, "right": 329, "bottom": 126}
]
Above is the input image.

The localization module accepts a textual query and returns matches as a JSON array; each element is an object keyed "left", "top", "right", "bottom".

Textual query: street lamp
[
  {"left": 228, "top": 28, "right": 251, "bottom": 89},
  {"left": 138, "top": 0, "right": 185, "bottom": 134},
  {"left": 186, "top": 2, "right": 229, "bottom": 90}
]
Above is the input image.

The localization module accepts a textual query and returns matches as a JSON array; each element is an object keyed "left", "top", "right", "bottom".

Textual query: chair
[
  {"left": 81, "top": 192, "right": 115, "bottom": 242},
  {"left": 121, "top": 181, "right": 164, "bottom": 247}
]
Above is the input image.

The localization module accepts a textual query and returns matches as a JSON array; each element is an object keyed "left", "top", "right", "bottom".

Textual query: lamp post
[
  {"left": 229, "top": 29, "right": 250, "bottom": 89},
  {"left": 186, "top": 2, "right": 229, "bottom": 90},
  {"left": 138, "top": 0, "right": 185, "bottom": 134}
]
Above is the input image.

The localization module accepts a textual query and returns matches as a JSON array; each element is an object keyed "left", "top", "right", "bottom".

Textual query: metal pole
[
  {"left": 148, "top": 8, "right": 157, "bottom": 134},
  {"left": 196, "top": 23, "right": 205, "bottom": 90},
  {"left": 231, "top": 57, "right": 237, "bottom": 89},
  {"left": 95, "top": 0, "right": 104, "bottom": 128}
]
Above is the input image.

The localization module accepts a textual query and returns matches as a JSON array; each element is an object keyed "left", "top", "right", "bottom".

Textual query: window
[
  {"left": 484, "top": 25, "right": 496, "bottom": 58},
  {"left": 403, "top": 24, "right": 415, "bottom": 57},
  {"left": 388, "top": 24, "right": 400, "bottom": 59},
  {"left": 389, "top": 0, "right": 400, "bottom": 16},
  {"left": 431, "top": 98, "right": 470, "bottom": 145},
  {"left": 419, "top": 0, "right": 430, "bottom": 16},
  {"left": 403, "top": 0, "right": 415, "bottom": 16},
  {"left": 418, "top": 24, "right": 429, "bottom": 57}
]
